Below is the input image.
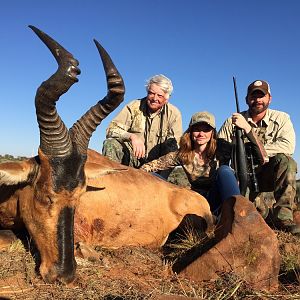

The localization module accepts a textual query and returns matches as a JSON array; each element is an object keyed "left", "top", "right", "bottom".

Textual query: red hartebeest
[{"left": 0, "top": 26, "right": 213, "bottom": 283}]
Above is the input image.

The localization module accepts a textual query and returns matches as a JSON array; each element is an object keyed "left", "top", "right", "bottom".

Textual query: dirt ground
[
  {"left": 0, "top": 230, "right": 299, "bottom": 300},
  {"left": 0, "top": 239, "right": 206, "bottom": 300}
]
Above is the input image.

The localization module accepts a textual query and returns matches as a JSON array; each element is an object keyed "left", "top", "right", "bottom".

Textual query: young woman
[{"left": 141, "top": 111, "right": 240, "bottom": 215}]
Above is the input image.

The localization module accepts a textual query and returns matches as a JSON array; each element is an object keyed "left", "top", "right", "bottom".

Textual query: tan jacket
[
  {"left": 218, "top": 109, "right": 295, "bottom": 158},
  {"left": 106, "top": 98, "right": 182, "bottom": 161}
]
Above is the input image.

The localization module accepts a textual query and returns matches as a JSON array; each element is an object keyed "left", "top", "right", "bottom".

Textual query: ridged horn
[
  {"left": 29, "top": 25, "right": 81, "bottom": 156},
  {"left": 70, "top": 39, "right": 125, "bottom": 154}
]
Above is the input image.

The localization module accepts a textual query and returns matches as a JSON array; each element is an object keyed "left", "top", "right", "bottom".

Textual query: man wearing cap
[
  {"left": 218, "top": 80, "right": 299, "bottom": 234},
  {"left": 102, "top": 74, "right": 182, "bottom": 174}
]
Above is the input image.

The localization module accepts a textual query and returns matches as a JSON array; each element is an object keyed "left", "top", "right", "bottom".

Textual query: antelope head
[{"left": 17, "top": 26, "right": 125, "bottom": 283}]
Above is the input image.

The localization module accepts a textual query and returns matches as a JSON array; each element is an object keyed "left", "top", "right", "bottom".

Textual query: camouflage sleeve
[
  {"left": 106, "top": 105, "right": 133, "bottom": 141},
  {"left": 245, "top": 129, "right": 268, "bottom": 165},
  {"left": 140, "top": 151, "right": 180, "bottom": 172}
]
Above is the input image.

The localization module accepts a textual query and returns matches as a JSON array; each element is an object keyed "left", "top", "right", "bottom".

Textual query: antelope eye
[{"left": 47, "top": 196, "right": 54, "bottom": 205}]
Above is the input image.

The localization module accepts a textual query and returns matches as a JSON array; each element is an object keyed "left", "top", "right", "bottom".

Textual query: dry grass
[
  {"left": 0, "top": 230, "right": 300, "bottom": 299},
  {"left": 277, "top": 231, "right": 300, "bottom": 286}
]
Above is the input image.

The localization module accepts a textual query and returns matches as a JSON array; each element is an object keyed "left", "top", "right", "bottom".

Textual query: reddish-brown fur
[
  {"left": 0, "top": 26, "right": 214, "bottom": 284},
  {"left": 1, "top": 149, "right": 213, "bottom": 250}
]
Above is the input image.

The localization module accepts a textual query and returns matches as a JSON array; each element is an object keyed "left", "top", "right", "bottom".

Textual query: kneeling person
[
  {"left": 218, "top": 79, "right": 299, "bottom": 234},
  {"left": 102, "top": 74, "right": 182, "bottom": 173},
  {"left": 141, "top": 111, "right": 241, "bottom": 216}
]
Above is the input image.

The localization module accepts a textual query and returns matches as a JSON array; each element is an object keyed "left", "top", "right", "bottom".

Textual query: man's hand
[
  {"left": 231, "top": 113, "right": 252, "bottom": 133},
  {"left": 129, "top": 134, "right": 146, "bottom": 159}
]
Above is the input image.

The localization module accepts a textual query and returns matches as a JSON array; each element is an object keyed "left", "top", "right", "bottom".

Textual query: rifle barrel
[{"left": 233, "top": 76, "right": 241, "bottom": 113}]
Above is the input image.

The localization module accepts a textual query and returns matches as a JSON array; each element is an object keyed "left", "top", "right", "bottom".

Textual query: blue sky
[{"left": 0, "top": 1, "right": 299, "bottom": 177}]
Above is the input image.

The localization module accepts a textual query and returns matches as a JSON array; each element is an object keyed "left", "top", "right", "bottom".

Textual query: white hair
[{"left": 145, "top": 74, "right": 173, "bottom": 96}]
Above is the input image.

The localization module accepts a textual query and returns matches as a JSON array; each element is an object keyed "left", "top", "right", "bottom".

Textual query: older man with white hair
[{"left": 102, "top": 74, "right": 182, "bottom": 173}]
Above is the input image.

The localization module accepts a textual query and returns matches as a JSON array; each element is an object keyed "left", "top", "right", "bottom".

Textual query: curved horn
[
  {"left": 29, "top": 25, "right": 81, "bottom": 156},
  {"left": 70, "top": 39, "right": 125, "bottom": 154}
]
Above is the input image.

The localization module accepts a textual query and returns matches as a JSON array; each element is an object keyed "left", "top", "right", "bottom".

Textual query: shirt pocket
[
  {"left": 264, "top": 126, "right": 278, "bottom": 144},
  {"left": 131, "top": 115, "right": 145, "bottom": 133}
]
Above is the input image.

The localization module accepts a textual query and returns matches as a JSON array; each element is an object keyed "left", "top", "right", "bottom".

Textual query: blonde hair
[{"left": 177, "top": 128, "right": 217, "bottom": 165}]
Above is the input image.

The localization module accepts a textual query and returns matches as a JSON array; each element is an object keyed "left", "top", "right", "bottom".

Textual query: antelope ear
[
  {"left": 85, "top": 162, "right": 128, "bottom": 190},
  {"left": 85, "top": 162, "right": 128, "bottom": 179},
  {"left": 0, "top": 160, "right": 38, "bottom": 186}
]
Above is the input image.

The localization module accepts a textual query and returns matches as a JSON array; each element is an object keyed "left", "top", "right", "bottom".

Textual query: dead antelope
[
  {"left": 0, "top": 26, "right": 213, "bottom": 284},
  {"left": 0, "top": 25, "right": 125, "bottom": 283}
]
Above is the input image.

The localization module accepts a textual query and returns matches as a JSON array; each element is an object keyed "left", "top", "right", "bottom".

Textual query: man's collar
[
  {"left": 245, "top": 109, "right": 270, "bottom": 127},
  {"left": 146, "top": 105, "right": 165, "bottom": 118}
]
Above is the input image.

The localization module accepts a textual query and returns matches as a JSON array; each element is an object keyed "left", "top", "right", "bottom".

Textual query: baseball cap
[
  {"left": 189, "top": 111, "right": 216, "bottom": 129},
  {"left": 247, "top": 80, "right": 271, "bottom": 96}
]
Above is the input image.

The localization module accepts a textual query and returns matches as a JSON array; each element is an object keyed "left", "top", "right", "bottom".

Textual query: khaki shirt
[
  {"left": 218, "top": 109, "right": 296, "bottom": 158},
  {"left": 141, "top": 151, "right": 218, "bottom": 196},
  {"left": 106, "top": 98, "right": 182, "bottom": 161}
]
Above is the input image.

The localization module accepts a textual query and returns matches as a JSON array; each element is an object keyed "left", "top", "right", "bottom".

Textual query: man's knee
[
  {"left": 102, "top": 138, "right": 123, "bottom": 153},
  {"left": 278, "top": 155, "right": 297, "bottom": 187},
  {"left": 102, "top": 138, "right": 124, "bottom": 162},
  {"left": 272, "top": 154, "right": 297, "bottom": 174}
]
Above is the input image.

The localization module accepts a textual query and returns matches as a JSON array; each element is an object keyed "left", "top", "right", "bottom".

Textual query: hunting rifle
[{"left": 232, "top": 77, "right": 259, "bottom": 196}]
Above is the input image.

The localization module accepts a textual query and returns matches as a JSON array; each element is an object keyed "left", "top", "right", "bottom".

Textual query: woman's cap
[{"left": 189, "top": 111, "right": 216, "bottom": 129}]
